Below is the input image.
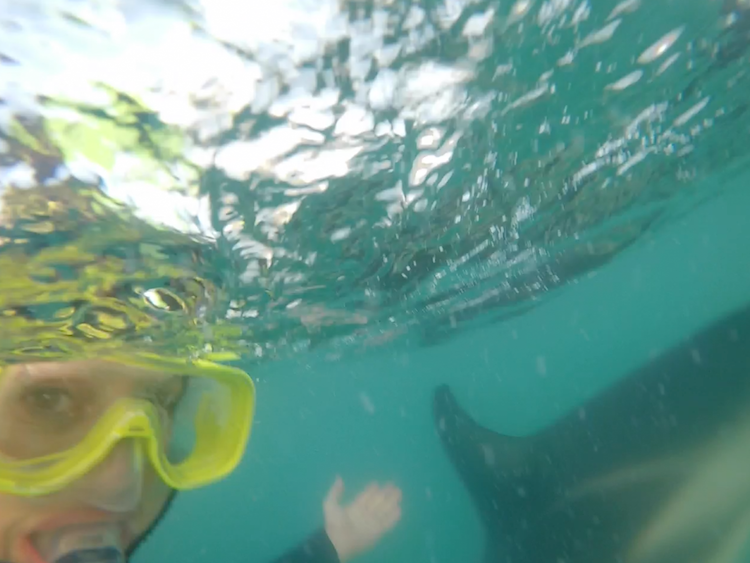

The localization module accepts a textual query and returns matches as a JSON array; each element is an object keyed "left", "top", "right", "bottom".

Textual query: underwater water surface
[
  {"left": 135, "top": 175, "right": 750, "bottom": 563},
  {"left": 2, "top": 0, "right": 750, "bottom": 562}
]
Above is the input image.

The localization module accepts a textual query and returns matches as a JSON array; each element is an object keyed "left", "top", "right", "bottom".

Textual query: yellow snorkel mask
[{"left": 0, "top": 353, "right": 256, "bottom": 497}]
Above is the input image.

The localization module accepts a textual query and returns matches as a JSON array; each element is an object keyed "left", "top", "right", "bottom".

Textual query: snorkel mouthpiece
[
  {"left": 54, "top": 545, "right": 123, "bottom": 563},
  {"left": 41, "top": 524, "right": 124, "bottom": 563}
]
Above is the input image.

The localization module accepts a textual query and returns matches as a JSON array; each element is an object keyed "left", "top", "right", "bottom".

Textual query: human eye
[
  {"left": 20, "top": 385, "right": 77, "bottom": 421},
  {"left": 144, "top": 377, "right": 187, "bottom": 413}
]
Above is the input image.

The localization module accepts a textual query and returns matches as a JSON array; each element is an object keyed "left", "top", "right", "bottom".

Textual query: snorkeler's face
[{"left": 0, "top": 360, "right": 177, "bottom": 563}]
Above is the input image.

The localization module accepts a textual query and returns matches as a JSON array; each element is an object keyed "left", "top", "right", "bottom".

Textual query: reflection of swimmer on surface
[{"left": 0, "top": 359, "right": 402, "bottom": 563}]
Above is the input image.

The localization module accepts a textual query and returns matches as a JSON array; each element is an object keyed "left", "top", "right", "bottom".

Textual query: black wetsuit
[
  {"left": 124, "top": 492, "right": 341, "bottom": 563},
  {"left": 270, "top": 529, "right": 340, "bottom": 563}
]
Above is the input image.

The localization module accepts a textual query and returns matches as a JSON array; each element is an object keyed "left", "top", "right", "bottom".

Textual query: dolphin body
[{"left": 433, "top": 303, "right": 750, "bottom": 563}]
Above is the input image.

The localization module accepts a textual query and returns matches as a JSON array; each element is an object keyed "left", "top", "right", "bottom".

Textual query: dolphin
[{"left": 433, "top": 303, "right": 750, "bottom": 563}]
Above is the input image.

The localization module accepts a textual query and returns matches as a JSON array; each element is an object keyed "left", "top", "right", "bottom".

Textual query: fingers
[
  {"left": 376, "top": 483, "right": 402, "bottom": 512},
  {"left": 353, "top": 481, "right": 403, "bottom": 529},
  {"left": 374, "top": 484, "right": 402, "bottom": 530},
  {"left": 324, "top": 475, "right": 345, "bottom": 513},
  {"left": 378, "top": 501, "right": 402, "bottom": 533},
  {"left": 360, "top": 483, "right": 400, "bottom": 512},
  {"left": 353, "top": 483, "right": 381, "bottom": 507},
  {"left": 354, "top": 482, "right": 400, "bottom": 507}
]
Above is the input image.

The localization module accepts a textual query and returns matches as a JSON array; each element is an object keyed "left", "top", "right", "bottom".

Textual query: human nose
[{"left": 73, "top": 440, "right": 144, "bottom": 513}]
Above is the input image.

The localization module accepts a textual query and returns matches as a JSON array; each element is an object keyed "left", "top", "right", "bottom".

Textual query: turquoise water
[{"left": 134, "top": 167, "right": 750, "bottom": 562}]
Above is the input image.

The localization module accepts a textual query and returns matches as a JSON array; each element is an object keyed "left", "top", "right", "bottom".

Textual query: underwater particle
[
  {"left": 605, "top": 69, "right": 643, "bottom": 91},
  {"left": 637, "top": 26, "right": 684, "bottom": 64},
  {"left": 691, "top": 349, "right": 702, "bottom": 365},
  {"left": 359, "top": 392, "right": 375, "bottom": 414},
  {"left": 482, "top": 444, "right": 495, "bottom": 466},
  {"left": 536, "top": 356, "right": 547, "bottom": 376}
]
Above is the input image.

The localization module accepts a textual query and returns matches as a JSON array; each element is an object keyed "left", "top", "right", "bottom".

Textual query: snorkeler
[{"left": 0, "top": 357, "right": 401, "bottom": 563}]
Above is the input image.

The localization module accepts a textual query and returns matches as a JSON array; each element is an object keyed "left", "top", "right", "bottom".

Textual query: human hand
[{"left": 322, "top": 476, "right": 402, "bottom": 563}]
